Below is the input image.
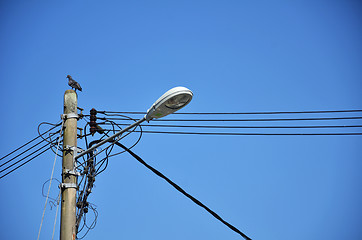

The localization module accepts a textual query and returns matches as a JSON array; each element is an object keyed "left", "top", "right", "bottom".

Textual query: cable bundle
[
  {"left": 94, "top": 109, "right": 362, "bottom": 136},
  {"left": 74, "top": 116, "right": 143, "bottom": 239},
  {"left": 0, "top": 122, "right": 63, "bottom": 179}
]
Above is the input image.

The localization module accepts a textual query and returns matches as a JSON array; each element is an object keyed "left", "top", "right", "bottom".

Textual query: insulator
[{"left": 90, "top": 108, "right": 97, "bottom": 134}]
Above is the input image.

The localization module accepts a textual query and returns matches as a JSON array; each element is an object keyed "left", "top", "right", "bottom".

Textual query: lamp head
[{"left": 145, "top": 86, "right": 193, "bottom": 121}]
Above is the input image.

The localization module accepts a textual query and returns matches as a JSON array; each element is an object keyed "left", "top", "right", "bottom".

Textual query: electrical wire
[
  {"left": 0, "top": 145, "right": 52, "bottom": 179},
  {"left": 0, "top": 125, "right": 62, "bottom": 169},
  {"left": 100, "top": 122, "right": 362, "bottom": 129},
  {"left": 76, "top": 123, "right": 141, "bottom": 172},
  {"left": 41, "top": 178, "right": 62, "bottom": 203},
  {"left": 0, "top": 143, "right": 54, "bottom": 176},
  {"left": 74, "top": 109, "right": 361, "bottom": 239},
  {"left": 101, "top": 116, "right": 362, "bottom": 122},
  {"left": 98, "top": 109, "right": 362, "bottom": 115},
  {"left": 0, "top": 136, "right": 50, "bottom": 169},
  {"left": 38, "top": 122, "right": 64, "bottom": 157},
  {"left": 51, "top": 189, "right": 61, "bottom": 240},
  {"left": 0, "top": 122, "right": 61, "bottom": 179},
  {"left": 114, "top": 141, "right": 252, "bottom": 240},
  {"left": 77, "top": 203, "right": 98, "bottom": 240},
  {"left": 74, "top": 114, "right": 144, "bottom": 239},
  {"left": 84, "top": 114, "right": 143, "bottom": 157},
  {"left": 37, "top": 120, "right": 64, "bottom": 240},
  {"left": 0, "top": 123, "right": 60, "bottom": 161},
  {"left": 126, "top": 130, "right": 362, "bottom": 136},
  {"left": 97, "top": 110, "right": 362, "bottom": 136}
]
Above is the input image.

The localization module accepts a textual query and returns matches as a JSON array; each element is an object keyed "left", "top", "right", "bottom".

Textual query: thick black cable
[
  {"left": 0, "top": 123, "right": 60, "bottom": 161},
  {"left": 0, "top": 145, "right": 52, "bottom": 179},
  {"left": 114, "top": 142, "right": 251, "bottom": 240},
  {"left": 81, "top": 116, "right": 143, "bottom": 161},
  {"left": 105, "top": 120, "right": 143, "bottom": 158},
  {"left": 101, "top": 116, "right": 362, "bottom": 122},
  {"left": 99, "top": 109, "right": 362, "bottom": 115}
]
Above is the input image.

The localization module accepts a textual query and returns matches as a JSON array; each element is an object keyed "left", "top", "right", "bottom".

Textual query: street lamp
[
  {"left": 76, "top": 86, "right": 193, "bottom": 160},
  {"left": 145, "top": 86, "right": 193, "bottom": 121}
]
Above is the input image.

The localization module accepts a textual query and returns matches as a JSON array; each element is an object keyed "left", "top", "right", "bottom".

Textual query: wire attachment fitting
[
  {"left": 64, "top": 168, "right": 81, "bottom": 176},
  {"left": 64, "top": 145, "right": 84, "bottom": 155},
  {"left": 61, "top": 113, "right": 79, "bottom": 120},
  {"left": 59, "top": 183, "right": 77, "bottom": 189}
]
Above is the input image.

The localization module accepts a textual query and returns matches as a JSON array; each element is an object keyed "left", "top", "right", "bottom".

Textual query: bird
[{"left": 67, "top": 75, "right": 82, "bottom": 92}]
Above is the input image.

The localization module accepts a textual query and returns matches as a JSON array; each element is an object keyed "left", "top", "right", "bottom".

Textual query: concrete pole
[{"left": 60, "top": 90, "right": 78, "bottom": 240}]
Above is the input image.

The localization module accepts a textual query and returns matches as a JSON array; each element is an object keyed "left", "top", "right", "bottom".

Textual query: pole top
[{"left": 64, "top": 90, "right": 78, "bottom": 114}]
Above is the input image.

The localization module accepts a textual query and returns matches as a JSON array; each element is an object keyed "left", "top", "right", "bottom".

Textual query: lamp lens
[{"left": 165, "top": 94, "right": 191, "bottom": 109}]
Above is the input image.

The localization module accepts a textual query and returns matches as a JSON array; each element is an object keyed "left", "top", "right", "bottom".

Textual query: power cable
[
  {"left": 0, "top": 143, "right": 53, "bottom": 176},
  {"left": 99, "top": 109, "right": 362, "bottom": 115},
  {"left": 0, "top": 145, "right": 52, "bottom": 179},
  {"left": 101, "top": 116, "right": 362, "bottom": 122},
  {"left": 101, "top": 122, "right": 362, "bottom": 129},
  {"left": 0, "top": 129, "right": 61, "bottom": 169},
  {"left": 51, "top": 189, "right": 61, "bottom": 240},
  {"left": 114, "top": 141, "right": 252, "bottom": 240},
  {"left": 127, "top": 130, "right": 362, "bottom": 136},
  {"left": 0, "top": 123, "right": 60, "bottom": 161},
  {"left": 0, "top": 137, "right": 48, "bottom": 169},
  {"left": 37, "top": 120, "right": 64, "bottom": 240}
]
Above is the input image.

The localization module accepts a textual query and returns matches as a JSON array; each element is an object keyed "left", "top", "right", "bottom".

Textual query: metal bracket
[
  {"left": 61, "top": 113, "right": 79, "bottom": 120},
  {"left": 66, "top": 145, "right": 84, "bottom": 161},
  {"left": 64, "top": 145, "right": 84, "bottom": 153},
  {"left": 64, "top": 168, "right": 81, "bottom": 176},
  {"left": 59, "top": 183, "right": 77, "bottom": 189}
]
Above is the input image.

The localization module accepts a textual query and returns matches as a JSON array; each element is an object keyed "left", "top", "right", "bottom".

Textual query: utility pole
[{"left": 60, "top": 90, "right": 78, "bottom": 240}]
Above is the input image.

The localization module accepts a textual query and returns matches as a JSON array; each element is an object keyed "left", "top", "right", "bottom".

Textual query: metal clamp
[
  {"left": 61, "top": 113, "right": 79, "bottom": 120},
  {"left": 65, "top": 145, "right": 84, "bottom": 161},
  {"left": 64, "top": 145, "right": 84, "bottom": 153},
  {"left": 64, "top": 168, "right": 81, "bottom": 176},
  {"left": 59, "top": 183, "right": 77, "bottom": 189}
]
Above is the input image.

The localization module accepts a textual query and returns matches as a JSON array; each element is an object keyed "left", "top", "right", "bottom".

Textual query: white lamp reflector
[{"left": 145, "top": 86, "right": 193, "bottom": 121}]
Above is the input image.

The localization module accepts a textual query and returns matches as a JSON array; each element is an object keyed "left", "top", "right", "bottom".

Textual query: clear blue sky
[{"left": 1, "top": 1, "right": 361, "bottom": 239}]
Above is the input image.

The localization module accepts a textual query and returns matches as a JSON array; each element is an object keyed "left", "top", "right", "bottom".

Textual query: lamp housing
[{"left": 145, "top": 86, "right": 193, "bottom": 121}]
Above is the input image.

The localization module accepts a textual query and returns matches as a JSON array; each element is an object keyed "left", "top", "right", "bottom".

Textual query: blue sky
[{"left": 0, "top": 1, "right": 361, "bottom": 239}]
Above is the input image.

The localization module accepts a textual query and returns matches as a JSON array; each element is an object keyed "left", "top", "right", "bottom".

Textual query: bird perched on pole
[{"left": 67, "top": 75, "right": 82, "bottom": 92}]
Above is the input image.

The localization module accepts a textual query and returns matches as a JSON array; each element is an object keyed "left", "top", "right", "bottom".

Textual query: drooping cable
[
  {"left": 0, "top": 123, "right": 60, "bottom": 161},
  {"left": 37, "top": 120, "right": 64, "bottom": 240},
  {"left": 114, "top": 141, "right": 252, "bottom": 240},
  {"left": 38, "top": 122, "right": 64, "bottom": 157},
  {"left": 0, "top": 130, "right": 62, "bottom": 169},
  {"left": 0, "top": 145, "right": 53, "bottom": 179},
  {"left": 0, "top": 139, "right": 50, "bottom": 170},
  {"left": 51, "top": 189, "right": 61, "bottom": 240},
  {"left": 0, "top": 122, "right": 62, "bottom": 179}
]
